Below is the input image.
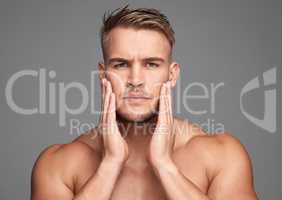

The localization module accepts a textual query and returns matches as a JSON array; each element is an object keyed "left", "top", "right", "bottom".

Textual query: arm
[
  {"left": 31, "top": 79, "right": 128, "bottom": 200},
  {"left": 31, "top": 144, "right": 124, "bottom": 200},
  {"left": 152, "top": 134, "right": 258, "bottom": 200},
  {"left": 149, "top": 81, "right": 257, "bottom": 199},
  {"left": 153, "top": 159, "right": 210, "bottom": 200},
  {"left": 31, "top": 144, "right": 74, "bottom": 200},
  {"left": 149, "top": 81, "right": 210, "bottom": 199},
  {"left": 207, "top": 133, "right": 258, "bottom": 200},
  {"left": 75, "top": 79, "right": 129, "bottom": 200},
  {"left": 73, "top": 158, "right": 123, "bottom": 200}
]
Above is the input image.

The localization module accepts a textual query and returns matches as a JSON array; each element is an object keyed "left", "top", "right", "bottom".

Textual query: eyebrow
[
  {"left": 107, "top": 58, "right": 128, "bottom": 64},
  {"left": 107, "top": 57, "right": 166, "bottom": 64},
  {"left": 145, "top": 57, "right": 165, "bottom": 63}
]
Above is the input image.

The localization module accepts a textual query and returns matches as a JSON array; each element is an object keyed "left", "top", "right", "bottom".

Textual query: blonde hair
[{"left": 100, "top": 5, "right": 175, "bottom": 60}]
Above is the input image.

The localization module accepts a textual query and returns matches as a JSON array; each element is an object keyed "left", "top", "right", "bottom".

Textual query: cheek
[
  {"left": 107, "top": 73, "right": 125, "bottom": 95},
  {"left": 145, "top": 74, "right": 168, "bottom": 94},
  {"left": 106, "top": 70, "right": 121, "bottom": 84},
  {"left": 111, "top": 80, "right": 123, "bottom": 94}
]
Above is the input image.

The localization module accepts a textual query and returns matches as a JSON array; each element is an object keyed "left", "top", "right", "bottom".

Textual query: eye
[
  {"left": 146, "top": 63, "right": 159, "bottom": 68},
  {"left": 113, "top": 62, "right": 128, "bottom": 69}
]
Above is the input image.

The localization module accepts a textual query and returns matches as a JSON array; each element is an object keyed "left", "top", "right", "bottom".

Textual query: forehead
[{"left": 104, "top": 27, "right": 171, "bottom": 60}]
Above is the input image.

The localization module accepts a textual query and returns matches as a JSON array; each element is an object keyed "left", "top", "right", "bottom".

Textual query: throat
[
  {"left": 115, "top": 116, "right": 159, "bottom": 169},
  {"left": 120, "top": 125, "right": 154, "bottom": 169}
]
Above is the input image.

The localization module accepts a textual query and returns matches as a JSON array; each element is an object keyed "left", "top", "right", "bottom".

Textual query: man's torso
[{"left": 51, "top": 118, "right": 222, "bottom": 199}]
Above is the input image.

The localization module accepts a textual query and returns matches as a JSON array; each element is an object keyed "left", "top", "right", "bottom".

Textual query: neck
[
  {"left": 117, "top": 114, "right": 157, "bottom": 139},
  {"left": 116, "top": 114, "right": 158, "bottom": 162}
]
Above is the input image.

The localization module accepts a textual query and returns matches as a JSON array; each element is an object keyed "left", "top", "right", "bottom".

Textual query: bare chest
[{"left": 74, "top": 159, "right": 209, "bottom": 199}]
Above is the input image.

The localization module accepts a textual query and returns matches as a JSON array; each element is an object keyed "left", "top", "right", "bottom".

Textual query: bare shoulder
[
  {"left": 174, "top": 123, "right": 257, "bottom": 198},
  {"left": 185, "top": 132, "right": 250, "bottom": 157},
  {"left": 173, "top": 118, "right": 250, "bottom": 164},
  {"left": 32, "top": 139, "right": 102, "bottom": 176},
  {"left": 31, "top": 140, "right": 101, "bottom": 195},
  {"left": 184, "top": 132, "right": 254, "bottom": 179}
]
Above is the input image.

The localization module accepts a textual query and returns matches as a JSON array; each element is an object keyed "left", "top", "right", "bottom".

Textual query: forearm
[
  {"left": 74, "top": 158, "right": 123, "bottom": 200},
  {"left": 153, "top": 159, "right": 210, "bottom": 200}
]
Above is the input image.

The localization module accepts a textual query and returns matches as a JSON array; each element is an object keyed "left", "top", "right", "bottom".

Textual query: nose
[{"left": 127, "top": 65, "right": 144, "bottom": 89}]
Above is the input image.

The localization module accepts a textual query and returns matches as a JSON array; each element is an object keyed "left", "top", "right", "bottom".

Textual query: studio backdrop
[{"left": 0, "top": 0, "right": 281, "bottom": 199}]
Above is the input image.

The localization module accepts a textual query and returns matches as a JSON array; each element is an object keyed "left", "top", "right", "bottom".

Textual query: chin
[{"left": 116, "top": 109, "right": 157, "bottom": 123}]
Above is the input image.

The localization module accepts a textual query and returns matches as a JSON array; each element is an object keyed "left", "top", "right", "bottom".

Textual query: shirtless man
[{"left": 31, "top": 6, "right": 258, "bottom": 200}]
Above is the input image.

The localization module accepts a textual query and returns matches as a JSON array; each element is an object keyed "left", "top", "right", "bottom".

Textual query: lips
[
  {"left": 123, "top": 96, "right": 150, "bottom": 105},
  {"left": 124, "top": 96, "right": 151, "bottom": 99},
  {"left": 123, "top": 93, "right": 152, "bottom": 99}
]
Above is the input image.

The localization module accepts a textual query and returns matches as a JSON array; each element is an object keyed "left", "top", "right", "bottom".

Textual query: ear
[
  {"left": 98, "top": 62, "right": 106, "bottom": 81},
  {"left": 168, "top": 61, "right": 180, "bottom": 88}
]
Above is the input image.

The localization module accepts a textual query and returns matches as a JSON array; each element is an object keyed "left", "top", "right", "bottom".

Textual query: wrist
[
  {"left": 150, "top": 154, "right": 173, "bottom": 167},
  {"left": 102, "top": 155, "right": 126, "bottom": 168},
  {"left": 151, "top": 156, "right": 177, "bottom": 172},
  {"left": 151, "top": 158, "right": 179, "bottom": 181}
]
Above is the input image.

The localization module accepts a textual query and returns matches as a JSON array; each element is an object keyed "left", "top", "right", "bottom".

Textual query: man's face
[{"left": 99, "top": 27, "right": 179, "bottom": 122}]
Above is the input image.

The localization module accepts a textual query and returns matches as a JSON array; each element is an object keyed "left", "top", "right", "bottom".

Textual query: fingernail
[{"left": 162, "top": 83, "right": 165, "bottom": 90}]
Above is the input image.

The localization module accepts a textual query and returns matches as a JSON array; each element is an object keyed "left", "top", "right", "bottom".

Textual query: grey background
[{"left": 0, "top": 0, "right": 281, "bottom": 199}]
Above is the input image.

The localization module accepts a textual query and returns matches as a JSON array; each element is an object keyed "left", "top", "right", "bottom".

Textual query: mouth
[
  {"left": 123, "top": 96, "right": 151, "bottom": 99},
  {"left": 123, "top": 95, "right": 152, "bottom": 104},
  {"left": 123, "top": 92, "right": 152, "bottom": 99}
]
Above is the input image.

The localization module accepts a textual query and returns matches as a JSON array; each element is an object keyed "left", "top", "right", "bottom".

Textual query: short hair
[{"left": 100, "top": 5, "right": 175, "bottom": 60}]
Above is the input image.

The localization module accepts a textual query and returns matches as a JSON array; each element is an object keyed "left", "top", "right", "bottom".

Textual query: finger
[
  {"left": 163, "top": 82, "right": 173, "bottom": 133},
  {"left": 107, "top": 92, "right": 116, "bottom": 125},
  {"left": 103, "top": 80, "right": 111, "bottom": 125},
  {"left": 108, "top": 92, "right": 119, "bottom": 135},
  {"left": 156, "top": 82, "right": 167, "bottom": 133},
  {"left": 163, "top": 82, "right": 171, "bottom": 128},
  {"left": 109, "top": 79, "right": 113, "bottom": 93},
  {"left": 112, "top": 93, "right": 116, "bottom": 122},
  {"left": 105, "top": 80, "right": 115, "bottom": 134},
  {"left": 106, "top": 80, "right": 113, "bottom": 113},
  {"left": 167, "top": 81, "right": 175, "bottom": 142},
  {"left": 167, "top": 81, "right": 173, "bottom": 123},
  {"left": 99, "top": 78, "right": 106, "bottom": 124},
  {"left": 155, "top": 83, "right": 166, "bottom": 136},
  {"left": 102, "top": 78, "right": 106, "bottom": 110},
  {"left": 164, "top": 82, "right": 169, "bottom": 114}
]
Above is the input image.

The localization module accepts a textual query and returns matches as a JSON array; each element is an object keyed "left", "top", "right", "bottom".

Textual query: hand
[
  {"left": 149, "top": 81, "right": 175, "bottom": 167},
  {"left": 98, "top": 78, "right": 129, "bottom": 165}
]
